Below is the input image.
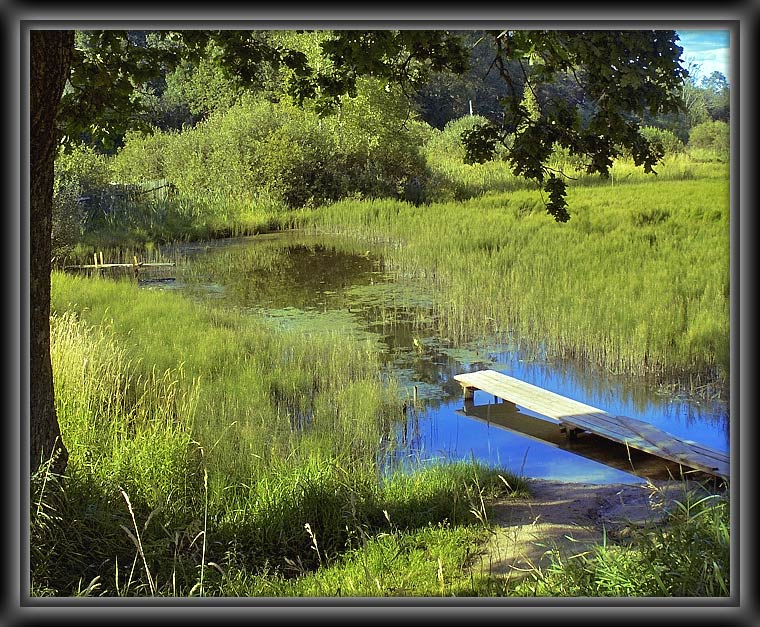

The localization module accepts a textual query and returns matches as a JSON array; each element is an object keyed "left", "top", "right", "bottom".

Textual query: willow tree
[{"left": 28, "top": 28, "right": 687, "bottom": 474}]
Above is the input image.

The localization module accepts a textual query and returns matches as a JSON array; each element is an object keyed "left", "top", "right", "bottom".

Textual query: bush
[
  {"left": 640, "top": 126, "right": 685, "bottom": 155},
  {"left": 257, "top": 116, "right": 349, "bottom": 208},
  {"left": 111, "top": 85, "right": 432, "bottom": 209},
  {"left": 688, "top": 120, "right": 729, "bottom": 156},
  {"left": 110, "top": 128, "right": 169, "bottom": 184},
  {"left": 55, "top": 144, "right": 113, "bottom": 192},
  {"left": 424, "top": 114, "right": 493, "bottom": 162},
  {"left": 52, "top": 145, "right": 113, "bottom": 260}
]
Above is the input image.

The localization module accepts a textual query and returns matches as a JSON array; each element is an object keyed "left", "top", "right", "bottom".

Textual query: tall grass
[
  {"left": 306, "top": 163, "right": 730, "bottom": 395},
  {"left": 424, "top": 149, "right": 729, "bottom": 203},
  {"left": 40, "top": 272, "right": 527, "bottom": 595}
]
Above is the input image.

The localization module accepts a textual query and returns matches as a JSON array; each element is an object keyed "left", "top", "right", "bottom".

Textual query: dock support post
[
  {"left": 560, "top": 425, "right": 581, "bottom": 441},
  {"left": 462, "top": 385, "right": 475, "bottom": 402}
]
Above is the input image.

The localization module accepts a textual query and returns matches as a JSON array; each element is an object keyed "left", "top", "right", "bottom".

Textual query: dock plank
[{"left": 453, "top": 370, "right": 729, "bottom": 479}]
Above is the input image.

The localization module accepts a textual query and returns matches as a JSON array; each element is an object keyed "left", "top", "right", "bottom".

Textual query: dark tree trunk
[{"left": 29, "top": 30, "right": 73, "bottom": 474}]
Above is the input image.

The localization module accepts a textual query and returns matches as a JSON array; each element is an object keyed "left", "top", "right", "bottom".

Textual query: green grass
[
  {"left": 38, "top": 273, "right": 527, "bottom": 596},
  {"left": 38, "top": 151, "right": 730, "bottom": 597},
  {"left": 423, "top": 150, "right": 728, "bottom": 203},
  {"left": 305, "top": 160, "right": 730, "bottom": 396},
  {"left": 212, "top": 523, "right": 488, "bottom": 597}
]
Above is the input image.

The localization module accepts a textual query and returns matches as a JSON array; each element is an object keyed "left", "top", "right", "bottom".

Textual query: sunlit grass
[
  {"left": 306, "top": 162, "right": 730, "bottom": 395},
  {"left": 40, "top": 272, "right": 528, "bottom": 596}
]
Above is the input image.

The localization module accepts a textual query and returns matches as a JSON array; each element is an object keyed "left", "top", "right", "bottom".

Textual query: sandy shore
[{"left": 472, "top": 478, "right": 712, "bottom": 583}]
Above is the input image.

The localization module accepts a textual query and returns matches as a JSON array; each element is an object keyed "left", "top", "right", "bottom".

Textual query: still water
[{"left": 157, "top": 231, "right": 729, "bottom": 485}]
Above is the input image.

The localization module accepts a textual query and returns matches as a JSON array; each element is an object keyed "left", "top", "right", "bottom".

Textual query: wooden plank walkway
[{"left": 453, "top": 369, "right": 729, "bottom": 480}]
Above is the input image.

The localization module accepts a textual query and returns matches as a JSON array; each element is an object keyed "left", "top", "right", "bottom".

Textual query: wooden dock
[{"left": 453, "top": 369, "right": 729, "bottom": 480}]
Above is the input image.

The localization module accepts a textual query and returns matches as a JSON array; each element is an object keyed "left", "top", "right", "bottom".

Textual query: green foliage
[
  {"left": 163, "top": 53, "right": 246, "bottom": 119},
  {"left": 54, "top": 143, "right": 113, "bottom": 191},
  {"left": 414, "top": 32, "right": 515, "bottom": 130},
  {"left": 700, "top": 71, "right": 730, "bottom": 122},
  {"left": 52, "top": 145, "right": 113, "bottom": 261},
  {"left": 454, "top": 31, "right": 688, "bottom": 220},
  {"left": 56, "top": 29, "right": 693, "bottom": 225},
  {"left": 255, "top": 112, "right": 346, "bottom": 208},
  {"left": 688, "top": 120, "right": 730, "bottom": 157},
  {"left": 543, "top": 175, "right": 569, "bottom": 222},
  {"left": 639, "top": 126, "right": 685, "bottom": 155},
  {"left": 111, "top": 82, "right": 430, "bottom": 211},
  {"left": 110, "top": 129, "right": 167, "bottom": 183},
  {"left": 425, "top": 115, "right": 494, "bottom": 163},
  {"left": 311, "top": 31, "right": 469, "bottom": 114},
  {"left": 60, "top": 32, "right": 170, "bottom": 150}
]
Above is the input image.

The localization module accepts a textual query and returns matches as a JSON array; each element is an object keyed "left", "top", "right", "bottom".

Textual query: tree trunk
[{"left": 29, "top": 30, "right": 73, "bottom": 474}]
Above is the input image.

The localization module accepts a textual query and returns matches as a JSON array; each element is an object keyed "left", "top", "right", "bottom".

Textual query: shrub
[
  {"left": 688, "top": 120, "right": 730, "bottom": 156},
  {"left": 52, "top": 145, "right": 113, "bottom": 260},
  {"left": 257, "top": 116, "right": 349, "bottom": 208},
  {"left": 640, "top": 126, "right": 685, "bottom": 155},
  {"left": 111, "top": 86, "right": 431, "bottom": 209},
  {"left": 55, "top": 143, "right": 113, "bottom": 192},
  {"left": 424, "top": 114, "right": 493, "bottom": 162},
  {"left": 110, "top": 128, "right": 169, "bottom": 184}
]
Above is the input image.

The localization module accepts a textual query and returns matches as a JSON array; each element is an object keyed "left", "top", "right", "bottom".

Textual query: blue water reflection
[
  {"left": 172, "top": 232, "right": 729, "bottom": 485},
  {"left": 398, "top": 401, "right": 643, "bottom": 484},
  {"left": 391, "top": 348, "right": 728, "bottom": 484}
]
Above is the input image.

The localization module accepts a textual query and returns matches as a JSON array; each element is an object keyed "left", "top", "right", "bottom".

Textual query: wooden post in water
[{"left": 132, "top": 255, "right": 139, "bottom": 280}]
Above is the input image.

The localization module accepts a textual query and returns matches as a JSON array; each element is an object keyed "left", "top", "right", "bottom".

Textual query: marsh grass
[
  {"left": 40, "top": 272, "right": 528, "bottom": 595},
  {"left": 307, "top": 161, "right": 730, "bottom": 395}
]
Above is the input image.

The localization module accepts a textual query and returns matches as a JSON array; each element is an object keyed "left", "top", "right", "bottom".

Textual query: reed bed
[
  {"left": 306, "top": 164, "right": 730, "bottom": 396},
  {"left": 38, "top": 272, "right": 526, "bottom": 596}
]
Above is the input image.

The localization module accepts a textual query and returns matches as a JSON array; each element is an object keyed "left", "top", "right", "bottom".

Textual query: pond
[{"left": 152, "top": 231, "right": 730, "bottom": 485}]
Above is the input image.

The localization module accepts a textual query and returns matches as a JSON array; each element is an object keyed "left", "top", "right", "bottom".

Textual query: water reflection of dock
[{"left": 454, "top": 370, "right": 729, "bottom": 481}]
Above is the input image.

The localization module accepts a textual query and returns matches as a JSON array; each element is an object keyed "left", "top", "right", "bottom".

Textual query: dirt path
[{"left": 471, "top": 478, "right": 700, "bottom": 584}]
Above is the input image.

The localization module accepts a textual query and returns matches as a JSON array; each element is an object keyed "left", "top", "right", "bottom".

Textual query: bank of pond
[{"left": 36, "top": 179, "right": 731, "bottom": 597}]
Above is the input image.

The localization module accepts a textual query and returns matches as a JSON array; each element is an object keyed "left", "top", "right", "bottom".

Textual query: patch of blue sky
[{"left": 676, "top": 30, "right": 731, "bottom": 83}]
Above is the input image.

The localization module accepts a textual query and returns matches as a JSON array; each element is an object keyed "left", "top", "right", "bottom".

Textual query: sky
[{"left": 675, "top": 30, "right": 731, "bottom": 83}]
